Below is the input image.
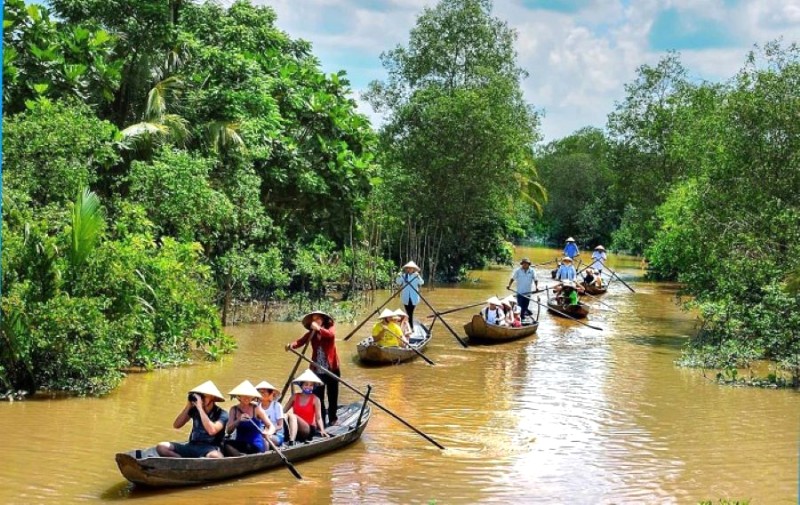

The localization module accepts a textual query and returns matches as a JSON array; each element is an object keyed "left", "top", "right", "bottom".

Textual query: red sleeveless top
[{"left": 293, "top": 394, "right": 316, "bottom": 427}]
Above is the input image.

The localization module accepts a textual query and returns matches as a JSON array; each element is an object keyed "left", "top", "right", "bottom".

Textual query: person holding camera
[{"left": 156, "top": 380, "right": 229, "bottom": 458}]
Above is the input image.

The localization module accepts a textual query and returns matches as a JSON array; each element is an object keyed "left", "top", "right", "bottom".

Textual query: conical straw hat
[
  {"left": 228, "top": 380, "right": 261, "bottom": 398},
  {"left": 301, "top": 311, "right": 334, "bottom": 329},
  {"left": 566, "top": 237, "right": 575, "bottom": 242},
  {"left": 392, "top": 308, "right": 408, "bottom": 318},
  {"left": 595, "top": 245, "right": 606, "bottom": 251},
  {"left": 377, "top": 308, "right": 396, "bottom": 320},
  {"left": 562, "top": 256, "right": 573, "bottom": 263},
  {"left": 293, "top": 369, "right": 323, "bottom": 385},
  {"left": 189, "top": 380, "right": 225, "bottom": 402},
  {"left": 486, "top": 296, "right": 503, "bottom": 306},
  {"left": 401, "top": 261, "right": 421, "bottom": 272},
  {"left": 254, "top": 380, "right": 277, "bottom": 391}
]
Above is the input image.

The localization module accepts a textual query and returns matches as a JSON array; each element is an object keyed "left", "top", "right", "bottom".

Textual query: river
[{"left": 1, "top": 247, "right": 798, "bottom": 504}]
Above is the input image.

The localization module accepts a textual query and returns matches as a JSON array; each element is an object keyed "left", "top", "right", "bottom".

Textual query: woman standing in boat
[
  {"left": 223, "top": 380, "right": 275, "bottom": 456},
  {"left": 396, "top": 261, "right": 424, "bottom": 326},
  {"left": 284, "top": 370, "right": 330, "bottom": 446},
  {"left": 286, "top": 311, "right": 341, "bottom": 426},
  {"left": 256, "top": 380, "right": 285, "bottom": 448},
  {"left": 564, "top": 237, "right": 580, "bottom": 259}
]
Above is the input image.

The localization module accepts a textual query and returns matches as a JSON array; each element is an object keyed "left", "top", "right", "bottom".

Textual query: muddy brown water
[{"left": 1, "top": 247, "right": 798, "bottom": 504}]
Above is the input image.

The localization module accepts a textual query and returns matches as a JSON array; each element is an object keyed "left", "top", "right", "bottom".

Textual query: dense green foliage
[
  {"left": 538, "top": 43, "right": 800, "bottom": 383},
  {"left": 1, "top": 0, "right": 389, "bottom": 395},
  {"left": 365, "top": 0, "right": 545, "bottom": 280}
]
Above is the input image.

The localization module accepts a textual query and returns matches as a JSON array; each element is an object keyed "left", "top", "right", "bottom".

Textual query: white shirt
[
  {"left": 510, "top": 266, "right": 537, "bottom": 294},
  {"left": 482, "top": 306, "right": 505, "bottom": 325}
]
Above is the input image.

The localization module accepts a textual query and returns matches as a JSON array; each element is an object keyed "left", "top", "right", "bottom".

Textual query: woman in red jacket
[{"left": 286, "top": 311, "right": 341, "bottom": 426}]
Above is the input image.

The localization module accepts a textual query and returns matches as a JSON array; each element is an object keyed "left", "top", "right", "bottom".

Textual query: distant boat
[
  {"left": 115, "top": 402, "right": 370, "bottom": 487},
  {"left": 581, "top": 282, "right": 607, "bottom": 296},
  {"left": 356, "top": 322, "right": 432, "bottom": 364},
  {"left": 463, "top": 314, "right": 539, "bottom": 344}
]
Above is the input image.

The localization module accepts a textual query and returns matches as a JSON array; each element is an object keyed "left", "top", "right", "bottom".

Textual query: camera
[{"left": 187, "top": 393, "right": 197, "bottom": 402}]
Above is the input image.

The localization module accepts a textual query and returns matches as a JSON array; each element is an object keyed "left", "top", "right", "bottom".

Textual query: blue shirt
[
  {"left": 396, "top": 273, "right": 424, "bottom": 305},
  {"left": 564, "top": 243, "right": 579, "bottom": 258},
  {"left": 556, "top": 265, "right": 576, "bottom": 281},
  {"left": 510, "top": 266, "right": 537, "bottom": 294}
]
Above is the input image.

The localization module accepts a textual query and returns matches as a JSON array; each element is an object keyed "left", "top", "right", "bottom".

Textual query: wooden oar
[
  {"left": 580, "top": 290, "right": 619, "bottom": 312},
  {"left": 425, "top": 300, "right": 486, "bottom": 318},
  {"left": 343, "top": 280, "right": 409, "bottom": 341},
  {"left": 508, "top": 287, "right": 603, "bottom": 331},
  {"left": 533, "top": 258, "right": 558, "bottom": 268},
  {"left": 287, "top": 347, "right": 445, "bottom": 450},
  {"left": 593, "top": 259, "right": 636, "bottom": 293},
  {"left": 248, "top": 419, "right": 302, "bottom": 480},
  {"left": 280, "top": 339, "right": 310, "bottom": 400},
  {"left": 382, "top": 327, "right": 435, "bottom": 366},
  {"left": 406, "top": 283, "right": 468, "bottom": 348}
]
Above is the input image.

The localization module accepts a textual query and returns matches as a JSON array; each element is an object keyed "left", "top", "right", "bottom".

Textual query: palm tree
[{"left": 68, "top": 188, "right": 105, "bottom": 269}]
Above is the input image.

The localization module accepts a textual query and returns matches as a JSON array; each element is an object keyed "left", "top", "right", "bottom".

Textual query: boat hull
[
  {"left": 463, "top": 314, "right": 539, "bottom": 344},
  {"left": 116, "top": 402, "right": 370, "bottom": 487},
  {"left": 356, "top": 322, "right": 431, "bottom": 364},
  {"left": 547, "top": 301, "right": 590, "bottom": 319}
]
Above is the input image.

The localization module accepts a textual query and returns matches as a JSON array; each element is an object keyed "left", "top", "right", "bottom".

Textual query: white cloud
[{"left": 247, "top": 0, "right": 800, "bottom": 142}]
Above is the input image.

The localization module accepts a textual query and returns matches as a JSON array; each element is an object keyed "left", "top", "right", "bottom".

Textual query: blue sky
[{"left": 258, "top": 0, "right": 800, "bottom": 141}]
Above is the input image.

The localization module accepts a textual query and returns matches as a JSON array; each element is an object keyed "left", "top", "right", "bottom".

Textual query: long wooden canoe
[
  {"left": 463, "top": 314, "right": 539, "bottom": 344},
  {"left": 547, "top": 300, "right": 590, "bottom": 319},
  {"left": 116, "top": 402, "right": 371, "bottom": 487},
  {"left": 581, "top": 282, "right": 607, "bottom": 296},
  {"left": 356, "top": 322, "right": 431, "bottom": 364}
]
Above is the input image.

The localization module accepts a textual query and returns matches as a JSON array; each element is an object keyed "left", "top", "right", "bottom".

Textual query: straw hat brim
[
  {"left": 189, "top": 380, "right": 226, "bottom": 402},
  {"left": 392, "top": 309, "right": 407, "bottom": 318},
  {"left": 402, "top": 261, "right": 421, "bottom": 272},
  {"left": 255, "top": 380, "right": 277, "bottom": 391},
  {"left": 228, "top": 380, "right": 261, "bottom": 398},
  {"left": 377, "top": 308, "right": 396, "bottom": 320},
  {"left": 486, "top": 296, "right": 503, "bottom": 305},
  {"left": 293, "top": 369, "right": 323, "bottom": 386},
  {"left": 301, "top": 311, "right": 334, "bottom": 330}
]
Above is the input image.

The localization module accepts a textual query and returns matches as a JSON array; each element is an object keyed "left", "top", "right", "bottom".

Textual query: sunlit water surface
[{"left": 1, "top": 247, "right": 798, "bottom": 504}]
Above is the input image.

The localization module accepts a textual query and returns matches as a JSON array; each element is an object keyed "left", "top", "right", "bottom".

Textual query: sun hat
[
  {"left": 595, "top": 245, "right": 606, "bottom": 251},
  {"left": 566, "top": 237, "right": 575, "bottom": 242},
  {"left": 486, "top": 296, "right": 503, "bottom": 306},
  {"left": 502, "top": 295, "right": 517, "bottom": 306},
  {"left": 401, "top": 261, "right": 421, "bottom": 272},
  {"left": 519, "top": 258, "right": 531, "bottom": 265},
  {"left": 293, "top": 369, "right": 323, "bottom": 386},
  {"left": 561, "top": 280, "right": 575, "bottom": 288},
  {"left": 255, "top": 380, "right": 278, "bottom": 392},
  {"left": 189, "top": 380, "right": 226, "bottom": 402},
  {"left": 228, "top": 380, "right": 261, "bottom": 399},
  {"left": 301, "top": 311, "right": 333, "bottom": 330},
  {"left": 562, "top": 256, "right": 573, "bottom": 263},
  {"left": 392, "top": 308, "right": 408, "bottom": 318},
  {"left": 377, "top": 308, "right": 396, "bottom": 320}
]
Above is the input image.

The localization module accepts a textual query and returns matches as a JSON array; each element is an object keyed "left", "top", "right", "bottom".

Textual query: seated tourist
[
  {"left": 482, "top": 296, "right": 507, "bottom": 326},
  {"left": 156, "top": 380, "right": 229, "bottom": 458},
  {"left": 284, "top": 370, "right": 330, "bottom": 446},
  {"left": 393, "top": 308, "right": 415, "bottom": 339},
  {"left": 560, "top": 281, "right": 580, "bottom": 306},
  {"left": 371, "top": 308, "right": 405, "bottom": 347},
  {"left": 256, "top": 380, "right": 285, "bottom": 448},
  {"left": 502, "top": 296, "right": 522, "bottom": 327},
  {"left": 223, "top": 380, "right": 275, "bottom": 456}
]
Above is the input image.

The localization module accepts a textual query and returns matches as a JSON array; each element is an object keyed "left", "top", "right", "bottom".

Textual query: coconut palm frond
[
  {"left": 69, "top": 188, "right": 105, "bottom": 269},
  {"left": 145, "top": 75, "right": 183, "bottom": 121},
  {"left": 206, "top": 120, "right": 244, "bottom": 152}
]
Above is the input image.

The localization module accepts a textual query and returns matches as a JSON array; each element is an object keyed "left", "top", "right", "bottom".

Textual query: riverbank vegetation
[
  {"left": 1, "top": 0, "right": 543, "bottom": 394},
  {"left": 2, "top": 0, "right": 797, "bottom": 394},
  {"left": 538, "top": 44, "right": 800, "bottom": 386}
]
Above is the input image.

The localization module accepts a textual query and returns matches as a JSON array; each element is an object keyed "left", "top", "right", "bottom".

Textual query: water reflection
[{"left": 0, "top": 247, "right": 798, "bottom": 504}]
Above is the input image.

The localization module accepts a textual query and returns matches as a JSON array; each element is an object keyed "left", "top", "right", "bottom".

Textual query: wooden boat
[
  {"left": 463, "top": 314, "right": 538, "bottom": 344},
  {"left": 356, "top": 322, "right": 431, "bottom": 364},
  {"left": 547, "top": 300, "right": 590, "bottom": 319},
  {"left": 581, "top": 282, "right": 607, "bottom": 296},
  {"left": 115, "top": 402, "right": 371, "bottom": 487}
]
